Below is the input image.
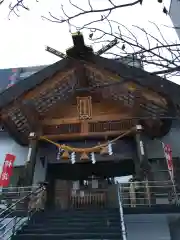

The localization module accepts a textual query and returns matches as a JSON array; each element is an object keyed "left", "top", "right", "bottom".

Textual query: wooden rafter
[
  {"left": 42, "top": 118, "right": 135, "bottom": 140},
  {"left": 21, "top": 100, "right": 42, "bottom": 133},
  {"left": 29, "top": 72, "right": 77, "bottom": 116},
  {"left": 23, "top": 68, "right": 76, "bottom": 101},
  {"left": 85, "top": 64, "right": 168, "bottom": 109},
  {"left": 42, "top": 113, "right": 133, "bottom": 126},
  {"left": 88, "top": 77, "right": 168, "bottom": 117},
  {"left": 74, "top": 62, "right": 88, "bottom": 89},
  {"left": 1, "top": 113, "right": 28, "bottom": 145},
  {"left": 96, "top": 85, "right": 168, "bottom": 118}
]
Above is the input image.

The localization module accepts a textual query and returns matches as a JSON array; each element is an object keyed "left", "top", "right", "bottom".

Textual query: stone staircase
[{"left": 12, "top": 208, "right": 123, "bottom": 239}]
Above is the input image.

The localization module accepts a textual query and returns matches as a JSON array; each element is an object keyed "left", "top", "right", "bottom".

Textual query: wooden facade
[
  {"left": 0, "top": 57, "right": 176, "bottom": 145},
  {"left": 1, "top": 33, "right": 180, "bottom": 208}
]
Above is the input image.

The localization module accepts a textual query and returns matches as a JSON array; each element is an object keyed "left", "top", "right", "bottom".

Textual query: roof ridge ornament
[{"left": 45, "top": 32, "right": 118, "bottom": 60}]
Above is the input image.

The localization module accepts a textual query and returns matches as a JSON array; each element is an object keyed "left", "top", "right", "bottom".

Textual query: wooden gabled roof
[
  {"left": 0, "top": 43, "right": 180, "bottom": 108},
  {"left": 0, "top": 33, "right": 179, "bottom": 145}
]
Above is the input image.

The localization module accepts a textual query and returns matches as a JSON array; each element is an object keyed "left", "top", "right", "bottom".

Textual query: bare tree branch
[
  {"left": 5, "top": 0, "right": 180, "bottom": 80},
  {"left": 42, "top": 0, "right": 142, "bottom": 23},
  {"left": 40, "top": 0, "right": 180, "bottom": 80},
  {"left": 8, "top": 0, "right": 39, "bottom": 18}
]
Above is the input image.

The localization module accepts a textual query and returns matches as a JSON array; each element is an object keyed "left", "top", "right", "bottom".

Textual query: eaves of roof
[
  {"left": 91, "top": 55, "right": 180, "bottom": 106},
  {"left": 0, "top": 58, "right": 71, "bottom": 109},
  {"left": 0, "top": 54, "right": 180, "bottom": 109}
]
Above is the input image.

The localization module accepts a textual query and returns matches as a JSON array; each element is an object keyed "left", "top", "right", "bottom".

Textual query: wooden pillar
[
  {"left": 134, "top": 124, "right": 155, "bottom": 205},
  {"left": 134, "top": 125, "right": 151, "bottom": 179},
  {"left": 24, "top": 132, "right": 38, "bottom": 186}
]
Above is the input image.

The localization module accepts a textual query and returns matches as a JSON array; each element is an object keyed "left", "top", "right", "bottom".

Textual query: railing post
[
  {"left": 117, "top": 184, "right": 127, "bottom": 240},
  {"left": 134, "top": 124, "right": 156, "bottom": 205}
]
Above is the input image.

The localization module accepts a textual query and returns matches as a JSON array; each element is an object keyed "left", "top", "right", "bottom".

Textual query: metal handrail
[
  {"left": 119, "top": 180, "right": 180, "bottom": 208},
  {"left": 0, "top": 186, "right": 45, "bottom": 240},
  {"left": 0, "top": 186, "right": 38, "bottom": 192},
  {"left": 0, "top": 186, "right": 39, "bottom": 219},
  {"left": 117, "top": 184, "right": 127, "bottom": 240}
]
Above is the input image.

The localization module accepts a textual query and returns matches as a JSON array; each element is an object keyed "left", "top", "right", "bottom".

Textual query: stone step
[
  {"left": 12, "top": 232, "right": 122, "bottom": 239},
  {"left": 12, "top": 208, "right": 122, "bottom": 240},
  {"left": 19, "top": 226, "right": 121, "bottom": 234},
  {"left": 27, "top": 220, "right": 120, "bottom": 227}
]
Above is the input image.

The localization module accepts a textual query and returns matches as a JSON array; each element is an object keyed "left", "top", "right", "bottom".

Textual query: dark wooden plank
[
  {"left": 21, "top": 100, "right": 42, "bottom": 133},
  {"left": 0, "top": 58, "right": 72, "bottom": 108},
  {"left": 1, "top": 114, "right": 28, "bottom": 145},
  {"left": 90, "top": 55, "right": 179, "bottom": 107}
]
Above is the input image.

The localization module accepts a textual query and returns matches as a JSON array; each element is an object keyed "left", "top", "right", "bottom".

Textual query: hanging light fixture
[
  {"left": 91, "top": 152, "right": 96, "bottom": 164},
  {"left": 80, "top": 152, "right": 89, "bottom": 161},
  {"left": 62, "top": 150, "right": 70, "bottom": 160},
  {"left": 71, "top": 152, "right": 76, "bottom": 164},
  {"left": 108, "top": 142, "right": 113, "bottom": 155}
]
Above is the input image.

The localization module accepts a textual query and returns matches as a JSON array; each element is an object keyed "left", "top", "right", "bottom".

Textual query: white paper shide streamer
[
  {"left": 108, "top": 142, "right": 113, "bottom": 155},
  {"left": 71, "top": 152, "right": 75, "bottom": 164},
  {"left": 91, "top": 152, "right": 96, "bottom": 164}
]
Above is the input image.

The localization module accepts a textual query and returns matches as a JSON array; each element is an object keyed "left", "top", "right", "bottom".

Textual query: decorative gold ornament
[
  {"left": 40, "top": 128, "right": 133, "bottom": 154},
  {"left": 100, "top": 146, "right": 109, "bottom": 155},
  {"left": 80, "top": 152, "right": 89, "bottom": 161},
  {"left": 62, "top": 150, "right": 70, "bottom": 160},
  {"left": 77, "top": 96, "right": 92, "bottom": 120}
]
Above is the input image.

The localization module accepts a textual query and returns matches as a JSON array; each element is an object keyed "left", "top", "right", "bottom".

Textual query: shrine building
[{"left": 0, "top": 32, "right": 180, "bottom": 209}]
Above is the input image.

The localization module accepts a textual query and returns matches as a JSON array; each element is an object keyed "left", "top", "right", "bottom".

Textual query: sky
[{"left": 0, "top": 0, "right": 177, "bottom": 71}]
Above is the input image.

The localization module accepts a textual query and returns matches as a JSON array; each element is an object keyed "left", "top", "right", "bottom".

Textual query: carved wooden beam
[
  {"left": 21, "top": 100, "right": 42, "bottom": 134},
  {"left": 23, "top": 69, "right": 76, "bottom": 100},
  {"left": 85, "top": 64, "right": 121, "bottom": 84},
  {"left": 75, "top": 63, "right": 88, "bottom": 88},
  {"left": 99, "top": 83, "right": 168, "bottom": 118},
  {"left": 42, "top": 113, "right": 133, "bottom": 125},
  {"left": 43, "top": 119, "right": 135, "bottom": 136},
  {"left": 132, "top": 88, "right": 145, "bottom": 117},
  {"left": 1, "top": 113, "right": 28, "bottom": 145},
  {"left": 41, "top": 130, "right": 133, "bottom": 141}
]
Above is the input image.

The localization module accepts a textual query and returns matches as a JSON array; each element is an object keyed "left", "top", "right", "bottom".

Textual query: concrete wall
[
  {"left": 0, "top": 132, "right": 28, "bottom": 171},
  {"left": 169, "top": 0, "right": 180, "bottom": 39},
  {"left": 0, "top": 132, "right": 47, "bottom": 185},
  {"left": 146, "top": 126, "right": 180, "bottom": 159},
  {"left": 124, "top": 214, "right": 171, "bottom": 240},
  {"left": 169, "top": 215, "right": 180, "bottom": 240},
  {"left": 124, "top": 213, "right": 180, "bottom": 240}
]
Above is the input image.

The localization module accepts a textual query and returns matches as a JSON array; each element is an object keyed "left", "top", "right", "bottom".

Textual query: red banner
[
  {"left": 162, "top": 143, "right": 174, "bottom": 181},
  {"left": 0, "top": 154, "right": 16, "bottom": 187}
]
